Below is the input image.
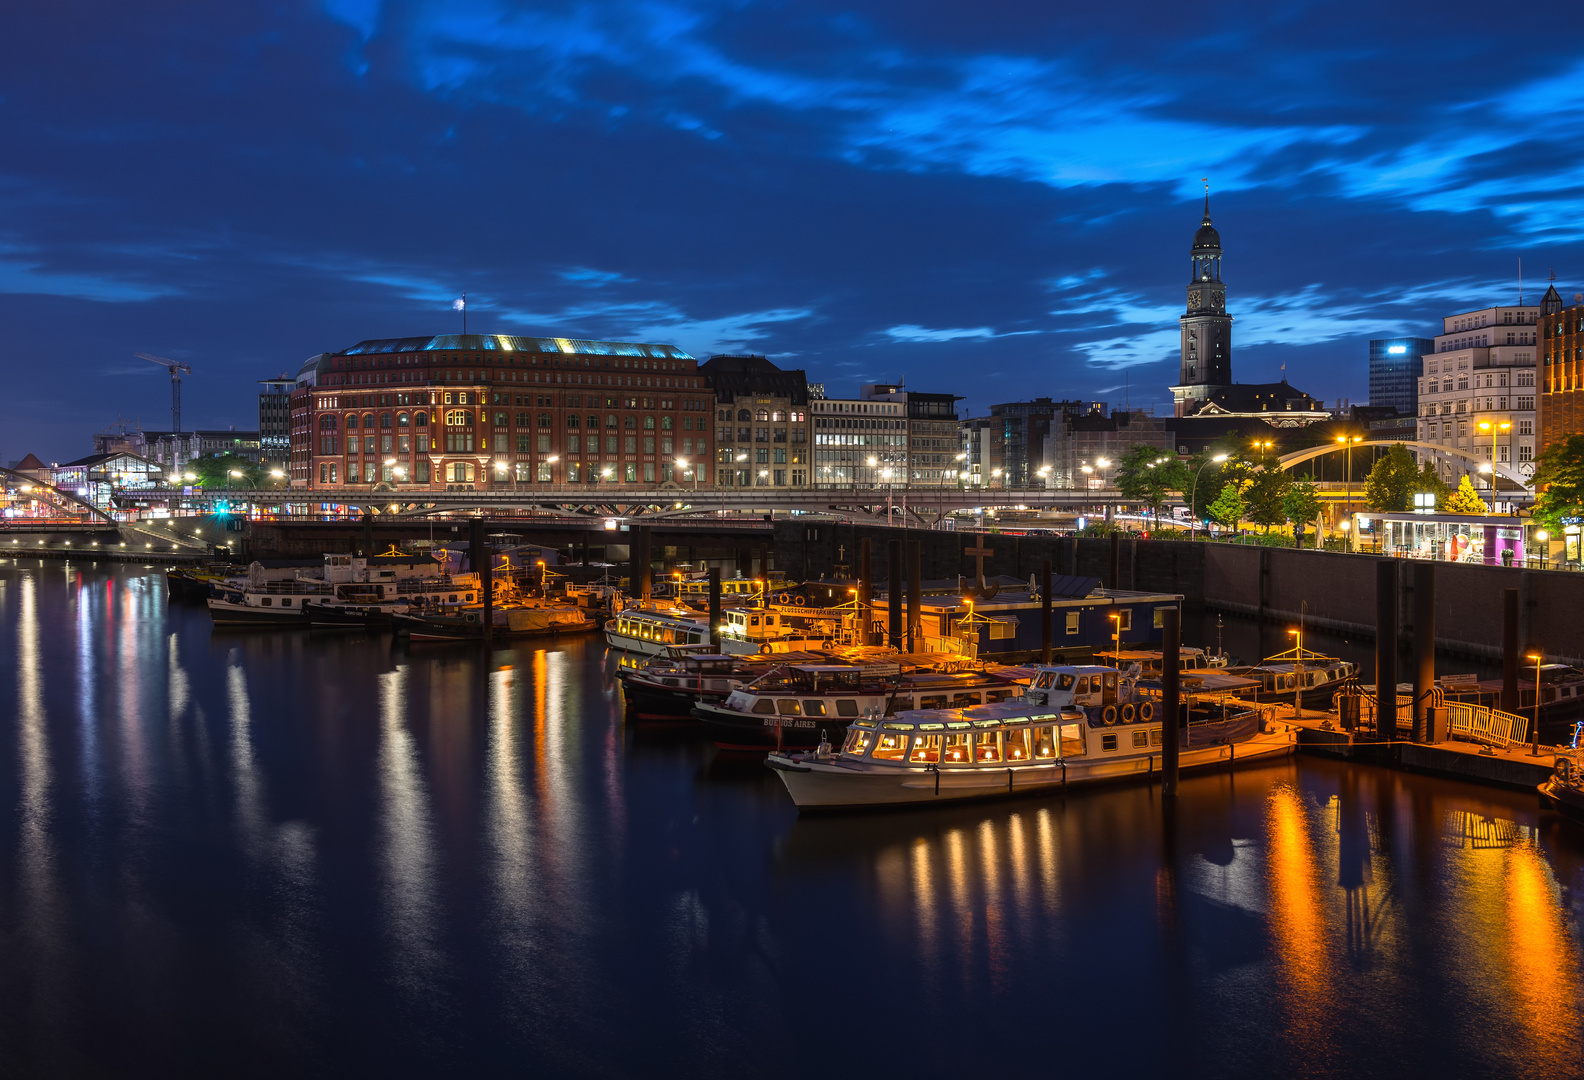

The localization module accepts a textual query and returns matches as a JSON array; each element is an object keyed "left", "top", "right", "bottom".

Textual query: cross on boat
[{"left": 962, "top": 540, "right": 999, "bottom": 600}]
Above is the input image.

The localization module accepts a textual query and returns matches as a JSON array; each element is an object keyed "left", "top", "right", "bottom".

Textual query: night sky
[{"left": 6, "top": 1, "right": 1584, "bottom": 461}]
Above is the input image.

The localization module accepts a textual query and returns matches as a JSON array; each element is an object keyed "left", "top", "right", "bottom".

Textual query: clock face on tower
[{"left": 1189, "top": 290, "right": 1201, "bottom": 308}]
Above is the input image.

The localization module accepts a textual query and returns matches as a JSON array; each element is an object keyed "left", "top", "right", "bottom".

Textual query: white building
[
  {"left": 810, "top": 389, "right": 909, "bottom": 487},
  {"left": 1417, "top": 304, "right": 1539, "bottom": 483}
]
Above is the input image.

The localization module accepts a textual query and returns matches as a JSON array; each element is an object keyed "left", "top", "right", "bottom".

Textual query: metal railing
[{"left": 1444, "top": 701, "right": 1530, "bottom": 749}]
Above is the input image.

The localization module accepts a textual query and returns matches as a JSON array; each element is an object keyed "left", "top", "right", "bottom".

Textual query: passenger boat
[
  {"left": 693, "top": 663, "right": 1024, "bottom": 751},
  {"left": 618, "top": 650, "right": 775, "bottom": 720},
  {"left": 604, "top": 607, "right": 712, "bottom": 654},
  {"left": 764, "top": 663, "right": 1293, "bottom": 810},
  {"left": 207, "top": 553, "right": 475, "bottom": 627},
  {"left": 1225, "top": 646, "right": 1355, "bottom": 706},
  {"left": 393, "top": 601, "right": 597, "bottom": 641}
]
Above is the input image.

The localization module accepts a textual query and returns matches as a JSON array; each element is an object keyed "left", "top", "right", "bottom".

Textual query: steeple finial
[{"left": 1202, "top": 177, "right": 1211, "bottom": 223}]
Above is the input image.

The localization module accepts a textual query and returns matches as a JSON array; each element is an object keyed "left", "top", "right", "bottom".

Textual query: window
[
  {"left": 1132, "top": 730, "right": 1150, "bottom": 749},
  {"left": 538, "top": 463, "right": 552, "bottom": 482},
  {"left": 974, "top": 732, "right": 1001, "bottom": 763},
  {"left": 1032, "top": 726, "right": 1056, "bottom": 759},
  {"left": 1066, "top": 611, "right": 1080, "bottom": 635},
  {"left": 909, "top": 734, "right": 941, "bottom": 763},
  {"left": 871, "top": 730, "right": 908, "bottom": 761},
  {"left": 941, "top": 732, "right": 970, "bottom": 764},
  {"left": 1101, "top": 733, "right": 1118, "bottom": 752},
  {"left": 842, "top": 728, "right": 872, "bottom": 755},
  {"left": 1004, "top": 727, "right": 1033, "bottom": 762},
  {"left": 537, "top": 413, "right": 552, "bottom": 428}
]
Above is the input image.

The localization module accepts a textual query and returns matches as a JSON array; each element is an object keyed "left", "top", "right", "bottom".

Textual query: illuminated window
[
  {"left": 871, "top": 730, "right": 909, "bottom": 761},
  {"left": 909, "top": 735, "right": 941, "bottom": 763}
]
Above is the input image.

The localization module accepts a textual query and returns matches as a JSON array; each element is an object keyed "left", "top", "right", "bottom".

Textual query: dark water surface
[{"left": 1, "top": 561, "right": 1581, "bottom": 1079}]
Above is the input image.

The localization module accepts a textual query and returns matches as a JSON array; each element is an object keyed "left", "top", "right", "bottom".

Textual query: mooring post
[
  {"left": 1040, "top": 558, "right": 1053, "bottom": 664},
  {"left": 1413, "top": 562, "right": 1435, "bottom": 743},
  {"left": 362, "top": 511, "right": 374, "bottom": 557},
  {"left": 1376, "top": 559, "right": 1398, "bottom": 739},
  {"left": 1109, "top": 533, "right": 1120, "bottom": 592},
  {"left": 708, "top": 567, "right": 721, "bottom": 651},
  {"left": 859, "top": 538, "right": 872, "bottom": 646},
  {"left": 907, "top": 540, "right": 922, "bottom": 653},
  {"left": 470, "top": 517, "right": 492, "bottom": 645},
  {"left": 1161, "top": 606, "right": 1180, "bottom": 797},
  {"left": 1502, "top": 588, "right": 1519, "bottom": 714},
  {"left": 887, "top": 538, "right": 903, "bottom": 650}
]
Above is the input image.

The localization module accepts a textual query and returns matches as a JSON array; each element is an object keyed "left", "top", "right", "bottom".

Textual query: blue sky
[{"left": 4, "top": 0, "right": 1584, "bottom": 459}]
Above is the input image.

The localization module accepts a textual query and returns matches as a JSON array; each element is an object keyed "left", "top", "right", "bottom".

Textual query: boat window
[
  {"left": 1032, "top": 726, "right": 1056, "bottom": 759},
  {"left": 871, "top": 731, "right": 909, "bottom": 761},
  {"left": 261, "top": 598, "right": 272, "bottom": 606},
  {"left": 842, "top": 729, "right": 872, "bottom": 756},
  {"left": 750, "top": 616, "right": 761, "bottom": 627},
  {"left": 803, "top": 700, "right": 827, "bottom": 716},
  {"left": 942, "top": 733, "right": 971, "bottom": 764},
  {"left": 952, "top": 692, "right": 979, "bottom": 708},
  {"left": 1004, "top": 727, "right": 1033, "bottom": 762},
  {"left": 1060, "top": 723, "right": 1085, "bottom": 757},
  {"left": 909, "top": 735, "right": 941, "bottom": 763},
  {"left": 752, "top": 699, "right": 775, "bottom": 715},
  {"left": 1056, "top": 674, "right": 1075, "bottom": 690},
  {"left": 1075, "top": 677, "right": 1088, "bottom": 695},
  {"left": 1132, "top": 730, "right": 1149, "bottom": 749},
  {"left": 974, "top": 732, "right": 1002, "bottom": 763},
  {"left": 986, "top": 689, "right": 1014, "bottom": 704},
  {"left": 836, "top": 700, "right": 860, "bottom": 717},
  {"left": 918, "top": 694, "right": 947, "bottom": 710},
  {"left": 1150, "top": 729, "right": 1163, "bottom": 746},
  {"left": 777, "top": 700, "right": 802, "bottom": 715},
  {"left": 1101, "top": 734, "right": 1118, "bottom": 752},
  {"left": 1103, "top": 674, "right": 1118, "bottom": 704}
]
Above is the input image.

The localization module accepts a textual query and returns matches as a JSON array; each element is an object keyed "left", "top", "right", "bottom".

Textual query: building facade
[
  {"left": 857, "top": 384, "right": 961, "bottom": 487},
  {"left": 811, "top": 390, "right": 907, "bottom": 487},
  {"left": 1538, "top": 282, "right": 1584, "bottom": 455},
  {"left": 699, "top": 354, "right": 807, "bottom": 487},
  {"left": 1368, "top": 336, "right": 1435, "bottom": 416},
  {"left": 258, "top": 376, "right": 294, "bottom": 468},
  {"left": 1416, "top": 303, "right": 1539, "bottom": 481},
  {"left": 298, "top": 334, "right": 710, "bottom": 491},
  {"left": 1048, "top": 407, "right": 1172, "bottom": 488}
]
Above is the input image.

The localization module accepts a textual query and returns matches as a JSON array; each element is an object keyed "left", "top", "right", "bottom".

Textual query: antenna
[
  {"left": 453, "top": 293, "right": 468, "bottom": 335},
  {"left": 1518, "top": 257, "right": 1522, "bottom": 305}
]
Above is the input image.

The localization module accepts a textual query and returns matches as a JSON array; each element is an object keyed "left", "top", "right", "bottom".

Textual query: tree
[
  {"left": 189, "top": 453, "right": 263, "bottom": 489},
  {"left": 1281, "top": 480, "right": 1322, "bottom": 547},
  {"left": 1530, "top": 433, "right": 1584, "bottom": 533},
  {"left": 1207, "top": 481, "right": 1248, "bottom": 530},
  {"left": 1246, "top": 469, "right": 1292, "bottom": 533},
  {"left": 1363, "top": 444, "right": 1419, "bottom": 512},
  {"left": 1184, "top": 450, "right": 1252, "bottom": 526},
  {"left": 1115, "top": 444, "right": 1189, "bottom": 528},
  {"left": 1413, "top": 462, "right": 1452, "bottom": 509},
  {"left": 1443, "top": 474, "right": 1488, "bottom": 515}
]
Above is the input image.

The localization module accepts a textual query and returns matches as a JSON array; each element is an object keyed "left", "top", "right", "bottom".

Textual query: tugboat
[
  {"left": 1538, "top": 724, "right": 1584, "bottom": 825},
  {"left": 764, "top": 663, "right": 1291, "bottom": 811}
]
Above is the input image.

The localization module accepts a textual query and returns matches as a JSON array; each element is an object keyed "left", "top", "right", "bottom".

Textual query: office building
[
  {"left": 700, "top": 354, "right": 808, "bottom": 487},
  {"left": 258, "top": 375, "right": 294, "bottom": 468},
  {"left": 1416, "top": 302, "right": 1539, "bottom": 482},
  {"left": 1048, "top": 407, "right": 1172, "bottom": 488},
  {"left": 1538, "top": 281, "right": 1584, "bottom": 455},
  {"left": 1368, "top": 336, "right": 1434, "bottom": 415},
  {"left": 297, "top": 334, "right": 711, "bottom": 490}
]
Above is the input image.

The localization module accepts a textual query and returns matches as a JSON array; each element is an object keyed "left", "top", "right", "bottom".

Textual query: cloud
[
  {"left": 0, "top": 257, "right": 172, "bottom": 303},
  {"left": 884, "top": 324, "right": 997, "bottom": 343}
]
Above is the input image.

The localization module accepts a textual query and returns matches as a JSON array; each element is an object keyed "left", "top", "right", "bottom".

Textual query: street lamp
[
  {"left": 1339, "top": 517, "right": 1351, "bottom": 553},
  {"left": 1527, "top": 650, "right": 1544, "bottom": 756},
  {"left": 1191, "top": 453, "right": 1229, "bottom": 538},
  {"left": 1253, "top": 439, "right": 1274, "bottom": 465},
  {"left": 1477, "top": 420, "right": 1511, "bottom": 494},
  {"left": 1335, "top": 435, "right": 1363, "bottom": 513},
  {"left": 676, "top": 457, "right": 698, "bottom": 496},
  {"left": 1536, "top": 528, "right": 1549, "bottom": 568},
  {"left": 546, "top": 454, "right": 559, "bottom": 487},
  {"left": 955, "top": 452, "right": 967, "bottom": 491}
]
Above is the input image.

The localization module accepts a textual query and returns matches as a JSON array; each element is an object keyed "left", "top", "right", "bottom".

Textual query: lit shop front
[{"left": 1370, "top": 512, "right": 1529, "bottom": 565}]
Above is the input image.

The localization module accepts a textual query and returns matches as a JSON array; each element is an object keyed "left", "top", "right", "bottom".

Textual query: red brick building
[
  {"left": 1538, "top": 283, "right": 1584, "bottom": 455},
  {"left": 291, "top": 334, "right": 713, "bottom": 491}
]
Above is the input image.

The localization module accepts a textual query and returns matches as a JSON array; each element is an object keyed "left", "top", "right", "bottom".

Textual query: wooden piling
[
  {"left": 1376, "top": 559, "right": 1398, "bottom": 739},
  {"left": 887, "top": 539, "right": 903, "bottom": 650},
  {"left": 1502, "top": 588, "right": 1519, "bottom": 713},
  {"left": 859, "top": 538, "right": 872, "bottom": 646},
  {"left": 907, "top": 540, "right": 922, "bottom": 653},
  {"left": 708, "top": 567, "right": 721, "bottom": 651},
  {"left": 1040, "top": 558, "right": 1053, "bottom": 665},
  {"left": 1161, "top": 606, "right": 1180, "bottom": 797},
  {"left": 1413, "top": 562, "right": 1435, "bottom": 742}
]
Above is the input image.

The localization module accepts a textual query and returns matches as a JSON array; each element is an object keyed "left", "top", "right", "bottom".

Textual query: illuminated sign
[{"left": 1387, "top": 345, "right": 1407, "bottom": 355}]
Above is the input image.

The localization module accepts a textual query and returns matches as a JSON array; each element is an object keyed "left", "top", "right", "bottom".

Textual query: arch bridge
[{"left": 1275, "top": 440, "right": 1529, "bottom": 490}]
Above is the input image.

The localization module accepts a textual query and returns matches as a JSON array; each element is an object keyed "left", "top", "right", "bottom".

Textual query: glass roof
[{"left": 342, "top": 334, "right": 693, "bottom": 360}]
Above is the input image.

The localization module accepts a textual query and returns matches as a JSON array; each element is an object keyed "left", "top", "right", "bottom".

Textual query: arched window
[
  {"left": 606, "top": 415, "right": 618, "bottom": 428},
  {"left": 345, "top": 413, "right": 359, "bottom": 428},
  {"left": 644, "top": 416, "right": 655, "bottom": 430},
  {"left": 538, "top": 414, "right": 552, "bottom": 428},
  {"left": 397, "top": 413, "right": 409, "bottom": 426},
  {"left": 587, "top": 415, "right": 597, "bottom": 429},
  {"left": 363, "top": 413, "right": 375, "bottom": 429},
  {"left": 661, "top": 416, "right": 673, "bottom": 430},
  {"left": 320, "top": 414, "right": 338, "bottom": 430},
  {"left": 414, "top": 412, "right": 428, "bottom": 427},
  {"left": 737, "top": 409, "right": 751, "bottom": 422},
  {"left": 445, "top": 410, "right": 473, "bottom": 427},
  {"left": 567, "top": 415, "right": 580, "bottom": 427},
  {"left": 381, "top": 413, "right": 392, "bottom": 428},
  {"left": 624, "top": 416, "right": 636, "bottom": 429},
  {"left": 772, "top": 411, "right": 784, "bottom": 422},
  {"left": 756, "top": 409, "right": 769, "bottom": 422}
]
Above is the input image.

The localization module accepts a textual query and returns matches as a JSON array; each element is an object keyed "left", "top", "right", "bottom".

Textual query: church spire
[{"left": 1202, "top": 177, "right": 1211, "bottom": 224}]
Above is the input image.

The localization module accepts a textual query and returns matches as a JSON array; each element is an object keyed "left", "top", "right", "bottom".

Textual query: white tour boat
[{"left": 764, "top": 663, "right": 1295, "bottom": 810}]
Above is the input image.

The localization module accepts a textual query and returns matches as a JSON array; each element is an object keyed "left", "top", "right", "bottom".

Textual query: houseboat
[
  {"left": 1225, "top": 646, "right": 1355, "bottom": 706},
  {"left": 764, "top": 663, "right": 1292, "bottom": 810},
  {"left": 693, "top": 663, "right": 1024, "bottom": 750},
  {"left": 207, "top": 553, "right": 470, "bottom": 627}
]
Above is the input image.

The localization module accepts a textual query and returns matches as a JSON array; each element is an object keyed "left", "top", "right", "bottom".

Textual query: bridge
[
  {"left": 1276, "top": 440, "right": 1530, "bottom": 490},
  {"left": 116, "top": 484, "right": 1127, "bottom": 521}
]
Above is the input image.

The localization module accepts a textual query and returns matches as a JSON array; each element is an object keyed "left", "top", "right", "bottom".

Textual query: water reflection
[
  {"left": 378, "top": 664, "right": 445, "bottom": 996},
  {"left": 1265, "top": 782, "right": 1334, "bottom": 1066}
]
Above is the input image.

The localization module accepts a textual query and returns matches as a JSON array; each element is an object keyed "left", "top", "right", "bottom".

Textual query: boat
[
  {"left": 764, "top": 663, "right": 1294, "bottom": 811},
  {"left": 604, "top": 606, "right": 713, "bottom": 654},
  {"left": 1224, "top": 646, "right": 1355, "bottom": 706},
  {"left": 392, "top": 601, "right": 597, "bottom": 641},
  {"left": 617, "top": 650, "right": 779, "bottom": 720},
  {"left": 1539, "top": 729, "right": 1584, "bottom": 824},
  {"left": 1094, "top": 646, "right": 1230, "bottom": 672},
  {"left": 207, "top": 552, "right": 474, "bottom": 628},
  {"left": 693, "top": 662, "right": 1024, "bottom": 751}
]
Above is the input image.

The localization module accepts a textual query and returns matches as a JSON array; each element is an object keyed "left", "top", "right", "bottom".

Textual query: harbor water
[{"left": 1, "top": 561, "right": 1580, "bottom": 1078}]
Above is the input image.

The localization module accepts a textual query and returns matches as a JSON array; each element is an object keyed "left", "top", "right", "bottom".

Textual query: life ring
[
  {"left": 1120, "top": 702, "right": 1136, "bottom": 724},
  {"left": 760, "top": 644, "right": 772, "bottom": 655},
  {"left": 1102, "top": 705, "right": 1117, "bottom": 726},
  {"left": 777, "top": 592, "right": 791, "bottom": 605},
  {"left": 1139, "top": 700, "right": 1154, "bottom": 722},
  {"left": 794, "top": 595, "right": 806, "bottom": 606}
]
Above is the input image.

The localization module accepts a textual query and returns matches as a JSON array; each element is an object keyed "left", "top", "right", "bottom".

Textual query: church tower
[{"left": 1171, "top": 189, "right": 1233, "bottom": 417}]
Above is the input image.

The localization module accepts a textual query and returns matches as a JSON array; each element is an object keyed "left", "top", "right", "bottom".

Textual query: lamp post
[
  {"left": 676, "top": 457, "right": 699, "bottom": 496},
  {"left": 1253, "top": 439, "right": 1273, "bottom": 466},
  {"left": 1528, "top": 650, "right": 1544, "bottom": 755},
  {"left": 1190, "top": 453, "right": 1229, "bottom": 538},
  {"left": 228, "top": 469, "right": 256, "bottom": 520},
  {"left": 1334, "top": 434, "right": 1361, "bottom": 515},
  {"left": 546, "top": 454, "right": 559, "bottom": 489},
  {"left": 1536, "top": 528, "right": 1549, "bottom": 569},
  {"left": 1477, "top": 420, "right": 1511, "bottom": 495},
  {"left": 1339, "top": 517, "right": 1351, "bottom": 553},
  {"left": 955, "top": 452, "right": 967, "bottom": 491}
]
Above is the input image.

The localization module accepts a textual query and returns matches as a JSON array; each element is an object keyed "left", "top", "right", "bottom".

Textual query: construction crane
[{"left": 135, "top": 353, "right": 193, "bottom": 435}]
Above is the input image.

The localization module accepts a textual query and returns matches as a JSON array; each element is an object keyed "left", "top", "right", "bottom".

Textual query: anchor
[{"left": 960, "top": 539, "right": 999, "bottom": 601}]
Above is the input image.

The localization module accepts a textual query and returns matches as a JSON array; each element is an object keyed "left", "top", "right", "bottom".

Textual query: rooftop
[{"left": 341, "top": 334, "right": 692, "bottom": 360}]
